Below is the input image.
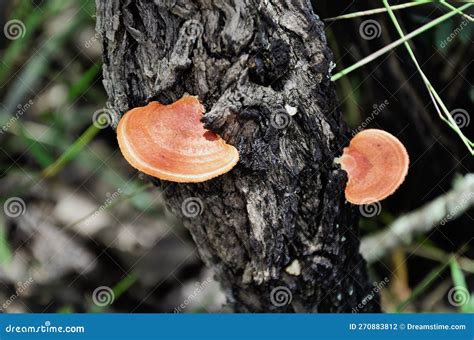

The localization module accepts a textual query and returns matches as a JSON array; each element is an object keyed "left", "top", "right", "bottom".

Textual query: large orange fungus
[{"left": 117, "top": 96, "right": 239, "bottom": 183}]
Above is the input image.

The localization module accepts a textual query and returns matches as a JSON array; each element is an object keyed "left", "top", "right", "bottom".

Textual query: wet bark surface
[{"left": 96, "top": 0, "right": 379, "bottom": 312}]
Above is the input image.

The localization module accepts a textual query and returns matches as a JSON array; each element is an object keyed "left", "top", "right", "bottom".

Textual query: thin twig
[
  {"left": 324, "top": 2, "right": 429, "bottom": 22},
  {"left": 382, "top": 0, "right": 473, "bottom": 155},
  {"left": 360, "top": 174, "right": 474, "bottom": 263},
  {"left": 331, "top": 3, "right": 473, "bottom": 81},
  {"left": 406, "top": 244, "right": 474, "bottom": 274},
  {"left": 440, "top": 0, "right": 474, "bottom": 22}
]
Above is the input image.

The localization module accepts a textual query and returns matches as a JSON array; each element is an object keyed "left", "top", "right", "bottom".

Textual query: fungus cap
[
  {"left": 336, "top": 129, "right": 409, "bottom": 204},
  {"left": 117, "top": 96, "right": 239, "bottom": 183}
]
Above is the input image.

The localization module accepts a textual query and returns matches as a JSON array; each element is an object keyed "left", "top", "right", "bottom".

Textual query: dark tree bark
[{"left": 96, "top": 0, "right": 379, "bottom": 312}]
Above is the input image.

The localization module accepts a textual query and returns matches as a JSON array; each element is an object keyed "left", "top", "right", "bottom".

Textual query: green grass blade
[
  {"left": 42, "top": 124, "right": 100, "bottom": 178},
  {"left": 57, "top": 305, "right": 75, "bottom": 313},
  {"left": 449, "top": 258, "right": 473, "bottom": 313},
  {"left": 113, "top": 273, "right": 139, "bottom": 300},
  {"left": 0, "top": 222, "right": 13, "bottom": 265},
  {"left": 324, "top": 1, "right": 429, "bottom": 22},
  {"left": 331, "top": 3, "right": 473, "bottom": 82},
  {"left": 89, "top": 273, "right": 139, "bottom": 313},
  {"left": 0, "top": 0, "right": 69, "bottom": 85},
  {"left": 440, "top": 0, "right": 474, "bottom": 22},
  {"left": 382, "top": 0, "right": 473, "bottom": 154},
  {"left": 2, "top": 5, "right": 88, "bottom": 114},
  {"left": 67, "top": 64, "right": 102, "bottom": 101},
  {"left": 396, "top": 259, "right": 450, "bottom": 312},
  {"left": 17, "top": 123, "right": 55, "bottom": 167}
]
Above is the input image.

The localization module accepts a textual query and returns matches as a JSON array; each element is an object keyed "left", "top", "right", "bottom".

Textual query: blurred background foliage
[{"left": 0, "top": 0, "right": 472, "bottom": 313}]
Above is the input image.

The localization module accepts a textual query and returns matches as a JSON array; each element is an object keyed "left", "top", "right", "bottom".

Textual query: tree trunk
[{"left": 96, "top": 0, "right": 379, "bottom": 313}]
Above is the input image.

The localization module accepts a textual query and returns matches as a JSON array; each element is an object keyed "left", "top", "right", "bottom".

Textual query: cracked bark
[{"left": 96, "top": 0, "right": 380, "bottom": 312}]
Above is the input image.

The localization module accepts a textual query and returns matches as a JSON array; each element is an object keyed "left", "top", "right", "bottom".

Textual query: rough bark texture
[{"left": 96, "top": 0, "right": 379, "bottom": 312}]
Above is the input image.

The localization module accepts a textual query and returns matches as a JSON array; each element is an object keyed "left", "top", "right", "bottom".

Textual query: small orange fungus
[
  {"left": 117, "top": 96, "right": 239, "bottom": 183},
  {"left": 335, "top": 129, "right": 409, "bottom": 204}
]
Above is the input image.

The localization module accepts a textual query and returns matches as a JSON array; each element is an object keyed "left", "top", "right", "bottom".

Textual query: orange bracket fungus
[
  {"left": 117, "top": 96, "right": 239, "bottom": 183},
  {"left": 335, "top": 129, "right": 409, "bottom": 205}
]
